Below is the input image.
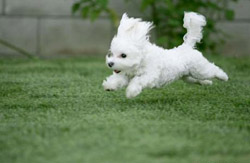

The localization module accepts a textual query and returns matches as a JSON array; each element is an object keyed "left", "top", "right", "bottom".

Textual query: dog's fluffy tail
[{"left": 183, "top": 12, "right": 206, "bottom": 48}]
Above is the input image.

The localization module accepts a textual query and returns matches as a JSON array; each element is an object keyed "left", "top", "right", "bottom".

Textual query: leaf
[
  {"left": 72, "top": 3, "right": 81, "bottom": 14},
  {"left": 96, "top": 0, "right": 108, "bottom": 8},
  {"left": 165, "top": 0, "right": 174, "bottom": 11},
  {"left": 225, "top": 9, "right": 235, "bottom": 20},
  {"left": 106, "top": 9, "right": 119, "bottom": 27},
  {"left": 167, "top": 19, "right": 181, "bottom": 27},
  {"left": 90, "top": 9, "right": 101, "bottom": 21},
  {"left": 141, "top": 0, "right": 153, "bottom": 11},
  {"left": 81, "top": 6, "right": 90, "bottom": 18}
]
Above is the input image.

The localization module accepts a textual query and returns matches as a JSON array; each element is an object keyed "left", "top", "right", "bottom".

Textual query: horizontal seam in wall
[
  {"left": 0, "top": 14, "right": 110, "bottom": 20},
  {"left": 0, "top": 14, "right": 250, "bottom": 23}
]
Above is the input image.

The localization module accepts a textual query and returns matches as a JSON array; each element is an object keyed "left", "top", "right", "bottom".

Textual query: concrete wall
[{"left": 0, "top": 0, "right": 249, "bottom": 57}]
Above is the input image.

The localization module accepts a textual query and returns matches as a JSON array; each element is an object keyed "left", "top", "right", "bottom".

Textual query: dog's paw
[
  {"left": 126, "top": 84, "right": 142, "bottom": 98},
  {"left": 199, "top": 80, "right": 213, "bottom": 85},
  {"left": 102, "top": 80, "right": 117, "bottom": 91}
]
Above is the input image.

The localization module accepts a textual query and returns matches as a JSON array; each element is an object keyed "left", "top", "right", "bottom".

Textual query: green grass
[{"left": 0, "top": 56, "right": 250, "bottom": 163}]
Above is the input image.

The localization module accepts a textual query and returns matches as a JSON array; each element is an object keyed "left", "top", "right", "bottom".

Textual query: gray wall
[{"left": 0, "top": 0, "right": 249, "bottom": 57}]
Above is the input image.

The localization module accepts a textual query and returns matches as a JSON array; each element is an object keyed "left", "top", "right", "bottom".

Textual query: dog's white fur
[{"left": 103, "top": 12, "right": 228, "bottom": 98}]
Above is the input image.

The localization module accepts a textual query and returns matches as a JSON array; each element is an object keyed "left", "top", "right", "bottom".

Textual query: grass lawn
[{"left": 0, "top": 56, "right": 250, "bottom": 163}]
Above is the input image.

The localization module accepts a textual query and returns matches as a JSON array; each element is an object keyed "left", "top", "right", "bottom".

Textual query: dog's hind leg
[
  {"left": 183, "top": 76, "right": 213, "bottom": 85},
  {"left": 190, "top": 60, "right": 228, "bottom": 81}
]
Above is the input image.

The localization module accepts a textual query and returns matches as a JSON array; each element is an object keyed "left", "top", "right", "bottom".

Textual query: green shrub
[{"left": 72, "top": 0, "right": 238, "bottom": 53}]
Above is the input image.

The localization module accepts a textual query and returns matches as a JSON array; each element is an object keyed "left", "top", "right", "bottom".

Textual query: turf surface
[{"left": 0, "top": 56, "right": 250, "bottom": 163}]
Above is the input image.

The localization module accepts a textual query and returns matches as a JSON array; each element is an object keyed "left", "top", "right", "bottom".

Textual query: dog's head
[{"left": 106, "top": 13, "right": 153, "bottom": 74}]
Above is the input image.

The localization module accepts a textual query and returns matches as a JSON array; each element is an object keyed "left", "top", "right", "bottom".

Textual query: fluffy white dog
[{"left": 102, "top": 12, "right": 228, "bottom": 98}]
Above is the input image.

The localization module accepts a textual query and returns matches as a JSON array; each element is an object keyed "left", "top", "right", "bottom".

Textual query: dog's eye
[
  {"left": 107, "top": 52, "right": 112, "bottom": 57},
  {"left": 121, "top": 53, "right": 127, "bottom": 58}
]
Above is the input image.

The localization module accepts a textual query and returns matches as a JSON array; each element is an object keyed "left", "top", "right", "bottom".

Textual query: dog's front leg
[
  {"left": 102, "top": 73, "right": 129, "bottom": 91},
  {"left": 126, "top": 71, "right": 159, "bottom": 98}
]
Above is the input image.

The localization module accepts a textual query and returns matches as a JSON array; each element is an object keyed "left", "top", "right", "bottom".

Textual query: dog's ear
[
  {"left": 117, "top": 13, "right": 154, "bottom": 41},
  {"left": 121, "top": 13, "right": 128, "bottom": 21},
  {"left": 118, "top": 13, "right": 137, "bottom": 36}
]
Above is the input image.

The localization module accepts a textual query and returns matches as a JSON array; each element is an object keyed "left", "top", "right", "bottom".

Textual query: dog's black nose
[{"left": 108, "top": 62, "right": 114, "bottom": 67}]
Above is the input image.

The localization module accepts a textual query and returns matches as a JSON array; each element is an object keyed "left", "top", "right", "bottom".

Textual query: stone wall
[{"left": 0, "top": 0, "right": 249, "bottom": 57}]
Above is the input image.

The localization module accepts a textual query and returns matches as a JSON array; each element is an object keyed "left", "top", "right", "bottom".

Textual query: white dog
[{"left": 102, "top": 12, "right": 228, "bottom": 98}]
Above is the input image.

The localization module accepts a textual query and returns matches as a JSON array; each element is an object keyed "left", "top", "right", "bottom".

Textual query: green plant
[{"left": 72, "top": 0, "right": 238, "bottom": 53}]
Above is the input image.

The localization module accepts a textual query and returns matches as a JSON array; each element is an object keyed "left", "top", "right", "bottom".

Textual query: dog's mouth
[{"left": 114, "top": 70, "right": 121, "bottom": 73}]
